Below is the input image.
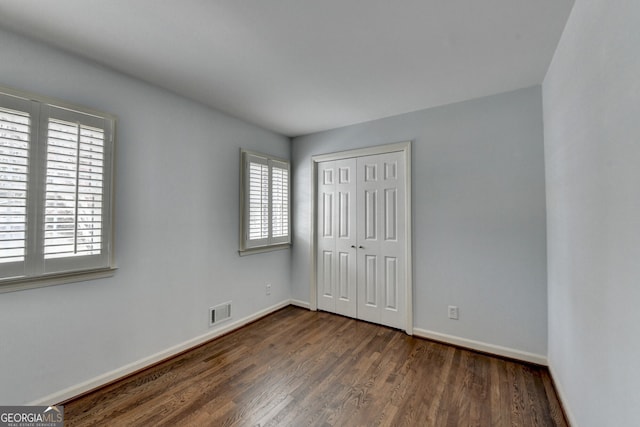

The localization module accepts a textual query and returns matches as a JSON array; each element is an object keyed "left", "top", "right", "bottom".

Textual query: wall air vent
[{"left": 209, "top": 302, "right": 232, "bottom": 327}]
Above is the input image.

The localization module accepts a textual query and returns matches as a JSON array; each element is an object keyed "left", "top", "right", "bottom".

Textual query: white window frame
[
  {"left": 239, "top": 149, "right": 290, "bottom": 255},
  {"left": 0, "top": 86, "right": 116, "bottom": 293}
]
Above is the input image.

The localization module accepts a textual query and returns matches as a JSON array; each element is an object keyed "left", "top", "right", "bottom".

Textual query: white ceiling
[{"left": 0, "top": 0, "right": 574, "bottom": 137}]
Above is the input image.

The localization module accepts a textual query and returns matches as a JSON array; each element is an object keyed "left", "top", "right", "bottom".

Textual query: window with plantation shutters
[
  {"left": 0, "top": 87, "right": 115, "bottom": 289},
  {"left": 240, "top": 150, "right": 290, "bottom": 253}
]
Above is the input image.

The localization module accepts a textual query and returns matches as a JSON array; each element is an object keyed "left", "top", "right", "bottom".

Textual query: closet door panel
[
  {"left": 317, "top": 159, "right": 357, "bottom": 317},
  {"left": 317, "top": 161, "right": 336, "bottom": 313},
  {"left": 357, "top": 152, "right": 406, "bottom": 329}
]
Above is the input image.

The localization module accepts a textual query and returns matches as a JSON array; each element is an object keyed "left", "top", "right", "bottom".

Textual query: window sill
[
  {"left": 0, "top": 267, "right": 118, "bottom": 294},
  {"left": 238, "top": 244, "right": 291, "bottom": 256}
]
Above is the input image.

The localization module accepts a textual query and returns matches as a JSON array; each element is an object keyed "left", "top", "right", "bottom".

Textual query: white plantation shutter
[
  {"left": 0, "top": 88, "right": 115, "bottom": 285},
  {"left": 271, "top": 160, "right": 289, "bottom": 242},
  {"left": 248, "top": 157, "right": 269, "bottom": 243},
  {"left": 41, "top": 106, "right": 113, "bottom": 275},
  {"left": 0, "top": 100, "right": 32, "bottom": 278},
  {"left": 240, "top": 150, "right": 290, "bottom": 252},
  {"left": 44, "top": 118, "right": 105, "bottom": 259}
]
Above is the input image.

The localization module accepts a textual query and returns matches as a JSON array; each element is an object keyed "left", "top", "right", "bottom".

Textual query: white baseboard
[
  {"left": 290, "top": 299, "right": 310, "bottom": 309},
  {"left": 30, "top": 299, "right": 292, "bottom": 406},
  {"left": 547, "top": 361, "right": 577, "bottom": 427},
  {"left": 413, "top": 328, "right": 548, "bottom": 366}
]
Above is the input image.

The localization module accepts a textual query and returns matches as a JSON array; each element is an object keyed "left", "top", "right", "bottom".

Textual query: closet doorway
[{"left": 310, "top": 142, "right": 412, "bottom": 333}]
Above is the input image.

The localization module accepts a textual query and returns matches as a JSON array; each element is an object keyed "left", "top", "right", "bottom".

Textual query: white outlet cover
[{"left": 448, "top": 306, "right": 459, "bottom": 320}]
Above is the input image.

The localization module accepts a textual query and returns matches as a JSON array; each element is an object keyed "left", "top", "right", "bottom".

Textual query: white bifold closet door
[
  {"left": 317, "top": 151, "right": 406, "bottom": 329},
  {"left": 317, "top": 157, "right": 358, "bottom": 318}
]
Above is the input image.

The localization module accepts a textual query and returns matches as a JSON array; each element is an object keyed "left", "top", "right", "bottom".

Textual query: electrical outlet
[
  {"left": 448, "top": 305, "right": 459, "bottom": 320},
  {"left": 266, "top": 283, "right": 271, "bottom": 295}
]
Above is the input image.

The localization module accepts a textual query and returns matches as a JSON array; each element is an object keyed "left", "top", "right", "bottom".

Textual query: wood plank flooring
[{"left": 62, "top": 306, "right": 568, "bottom": 426}]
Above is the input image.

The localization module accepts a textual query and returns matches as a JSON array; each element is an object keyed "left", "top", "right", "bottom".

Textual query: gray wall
[
  {"left": 543, "top": 1, "right": 640, "bottom": 425},
  {"left": 0, "top": 28, "right": 291, "bottom": 404},
  {"left": 291, "top": 86, "right": 548, "bottom": 357}
]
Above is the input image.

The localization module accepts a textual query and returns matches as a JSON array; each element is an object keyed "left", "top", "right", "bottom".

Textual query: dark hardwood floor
[{"left": 62, "top": 306, "right": 568, "bottom": 426}]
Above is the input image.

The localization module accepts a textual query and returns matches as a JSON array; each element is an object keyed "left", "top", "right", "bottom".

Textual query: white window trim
[
  {"left": 0, "top": 85, "right": 117, "bottom": 292},
  {"left": 0, "top": 268, "right": 117, "bottom": 294},
  {"left": 239, "top": 149, "right": 291, "bottom": 255}
]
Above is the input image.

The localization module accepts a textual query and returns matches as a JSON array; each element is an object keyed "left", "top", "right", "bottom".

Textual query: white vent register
[{"left": 209, "top": 302, "right": 232, "bottom": 326}]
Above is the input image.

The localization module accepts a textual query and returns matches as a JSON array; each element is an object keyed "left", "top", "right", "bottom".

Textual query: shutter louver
[
  {"left": 248, "top": 161, "right": 269, "bottom": 241},
  {"left": 0, "top": 106, "right": 30, "bottom": 264},
  {"left": 44, "top": 118, "right": 104, "bottom": 259}
]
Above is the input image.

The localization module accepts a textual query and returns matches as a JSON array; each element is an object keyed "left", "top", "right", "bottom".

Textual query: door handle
[
  {"left": 358, "top": 245, "right": 364, "bottom": 249},
  {"left": 351, "top": 245, "right": 356, "bottom": 249}
]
